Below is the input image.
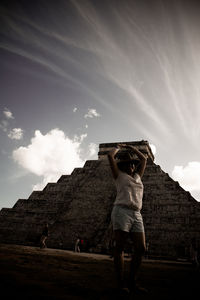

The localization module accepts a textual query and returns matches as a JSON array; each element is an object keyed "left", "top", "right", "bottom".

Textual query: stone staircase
[{"left": 142, "top": 161, "right": 200, "bottom": 258}]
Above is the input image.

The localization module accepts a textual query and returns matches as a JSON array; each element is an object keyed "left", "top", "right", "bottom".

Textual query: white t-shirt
[{"left": 114, "top": 171, "right": 144, "bottom": 211}]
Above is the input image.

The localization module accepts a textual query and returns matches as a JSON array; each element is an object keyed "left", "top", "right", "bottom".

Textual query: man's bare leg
[
  {"left": 129, "top": 232, "right": 146, "bottom": 292},
  {"left": 113, "top": 230, "right": 128, "bottom": 289}
]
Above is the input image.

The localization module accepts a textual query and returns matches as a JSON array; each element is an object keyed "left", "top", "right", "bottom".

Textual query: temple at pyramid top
[{"left": 98, "top": 140, "right": 154, "bottom": 161}]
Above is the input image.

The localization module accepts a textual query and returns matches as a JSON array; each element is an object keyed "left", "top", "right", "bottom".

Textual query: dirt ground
[{"left": 0, "top": 243, "right": 199, "bottom": 300}]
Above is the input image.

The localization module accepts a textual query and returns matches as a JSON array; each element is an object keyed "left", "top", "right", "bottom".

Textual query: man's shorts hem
[{"left": 111, "top": 205, "right": 145, "bottom": 233}]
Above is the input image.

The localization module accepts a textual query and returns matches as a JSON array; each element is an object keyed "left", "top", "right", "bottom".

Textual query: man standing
[
  {"left": 40, "top": 223, "right": 49, "bottom": 249},
  {"left": 108, "top": 144, "right": 147, "bottom": 296}
]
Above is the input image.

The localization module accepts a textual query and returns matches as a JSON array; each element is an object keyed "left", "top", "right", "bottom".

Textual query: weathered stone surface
[{"left": 0, "top": 141, "right": 199, "bottom": 259}]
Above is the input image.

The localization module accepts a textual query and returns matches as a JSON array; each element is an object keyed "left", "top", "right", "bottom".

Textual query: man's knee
[
  {"left": 135, "top": 243, "right": 146, "bottom": 256},
  {"left": 113, "top": 240, "right": 124, "bottom": 253},
  {"left": 113, "top": 230, "right": 127, "bottom": 253}
]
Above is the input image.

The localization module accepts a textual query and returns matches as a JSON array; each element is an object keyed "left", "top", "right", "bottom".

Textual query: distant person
[
  {"left": 108, "top": 144, "right": 147, "bottom": 296},
  {"left": 145, "top": 241, "right": 150, "bottom": 259},
  {"left": 80, "top": 239, "right": 84, "bottom": 252},
  {"left": 109, "top": 233, "right": 114, "bottom": 258},
  {"left": 39, "top": 223, "right": 49, "bottom": 249},
  {"left": 190, "top": 238, "right": 199, "bottom": 269},
  {"left": 75, "top": 238, "right": 80, "bottom": 253}
]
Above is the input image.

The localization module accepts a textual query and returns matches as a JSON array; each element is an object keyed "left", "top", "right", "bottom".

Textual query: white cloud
[
  {"left": 73, "top": 107, "right": 77, "bottom": 112},
  {"left": 8, "top": 128, "right": 24, "bottom": 140},
  {"left": 150, "top": 144, "right": 156, "bottom": 155},
  {"left": 88, "top": 143, "right": 98, "bottom": 157},
  {"left": 84, "top": 108, "right": 101, "bottom": 119},
  {"left": 172, "top": 162, "right": 200, "bottom": 201},
  {"left": 0, "top": 120, "right": 9, "bottom": 132},
  {"left": 12, "top": 129, "right": 87, "bottom": 190},
  {"left": 1, "top": 109, "right": 24, "bottom": 139},
  {"left": 74, "top": 133, "right": 87, "bottom": 143},
  {"left": 3, "top": 108, "right": 14, "bottom": 119},
  {"left": 1, "top": 149, "right": 7, "bottom": 155}
]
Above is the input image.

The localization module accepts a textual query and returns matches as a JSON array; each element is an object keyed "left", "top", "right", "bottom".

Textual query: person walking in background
[
  {"left": 145, "top": 241, "right": 150, "bottom": 259},
  {"left": 39, "top": 223, "right": 49, "bottom": 249},
  {"left": 80, "top": 238, "right": 84, "bottom": 252},
  {"left": 108, "top": 143, "right": 147, "bottom": 296},
  {"left": 190, "top": 238, "right": 199, "bottom": 269},
  {"left": 75, "top": 238, "right": 81, "bottom": 253}
]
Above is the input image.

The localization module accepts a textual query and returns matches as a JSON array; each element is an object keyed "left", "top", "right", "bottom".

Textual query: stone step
[
  {"left": 57, "top": 175, "right": 71, "bottom": 183},
  {"left": 28, "top": 190, "right": 64, "bottom": 200},
  {"left": 71, "top": 167, "right": 84, "bottom": 176},
  {"left": 83, "top": 160, "right": 101, "bottom": 169},
  {"left": 43, "top": 182, "right": 73, "bottom": 192}
]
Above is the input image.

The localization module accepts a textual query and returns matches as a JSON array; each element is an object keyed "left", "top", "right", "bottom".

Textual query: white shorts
[{"left": 111, "top": 205, "right": 144, "bottom": 233}]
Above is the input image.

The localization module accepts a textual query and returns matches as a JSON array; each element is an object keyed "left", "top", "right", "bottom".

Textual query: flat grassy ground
[{"left": 0, "top": 244, "right": 199, "bottom": 300}]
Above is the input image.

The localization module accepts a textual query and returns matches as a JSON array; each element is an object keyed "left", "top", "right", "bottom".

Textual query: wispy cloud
[
  {"left": 3, "top": 108, "right": 14, "bottom": 119},
  {"left": 0, "top": 120, "right": 9, "bottom": 132},
  {"left": 73, "top": 107, "right": 78, "bottom": 113},
  {"left": 0, "top": 6, "right": 114, "bottom": 113},
  {"left": 0, "top": 108, "right": 13, "bottom": 133},
  {"left": 84, "top": 108, "right": 100, "bottom": 119},
  {"left": 0, "top": 108, "right": 23, "bottom": 140},
  {"left": 1, "top": 0, "right": 200, "bottom": 146},
  {"left": 8, "top": 128, "right": 23, "bottom": 140},
  {"left": 0, "top": 108, "right": 14, "bottom": 132}
]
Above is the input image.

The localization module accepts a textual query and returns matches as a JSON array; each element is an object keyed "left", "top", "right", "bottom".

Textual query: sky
[{"left": 0, "top": 0, "right": 200, "bottom": 209}]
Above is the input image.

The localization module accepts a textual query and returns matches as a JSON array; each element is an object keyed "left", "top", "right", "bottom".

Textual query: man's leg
[
  {"left": 40, "top": 235, "right": 45, "bottom": 248},
  {"left": 129, "top": 232, "right": 146, "bottom": 290},
  {"left": 113, "top": 230, "right": 128, "bottom": 289},
  {"left": 43, "top": 236, "right": 47, "bottom": 248}
]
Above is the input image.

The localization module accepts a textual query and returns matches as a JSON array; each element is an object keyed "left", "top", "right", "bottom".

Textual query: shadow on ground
[{"left": 0, "top": 244, "right": 199, "bottom": 299}]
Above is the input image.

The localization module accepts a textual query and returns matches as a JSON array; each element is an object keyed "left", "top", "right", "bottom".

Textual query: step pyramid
[{"left": 0, "top": 141, "right": 199, "bottom": 259}]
